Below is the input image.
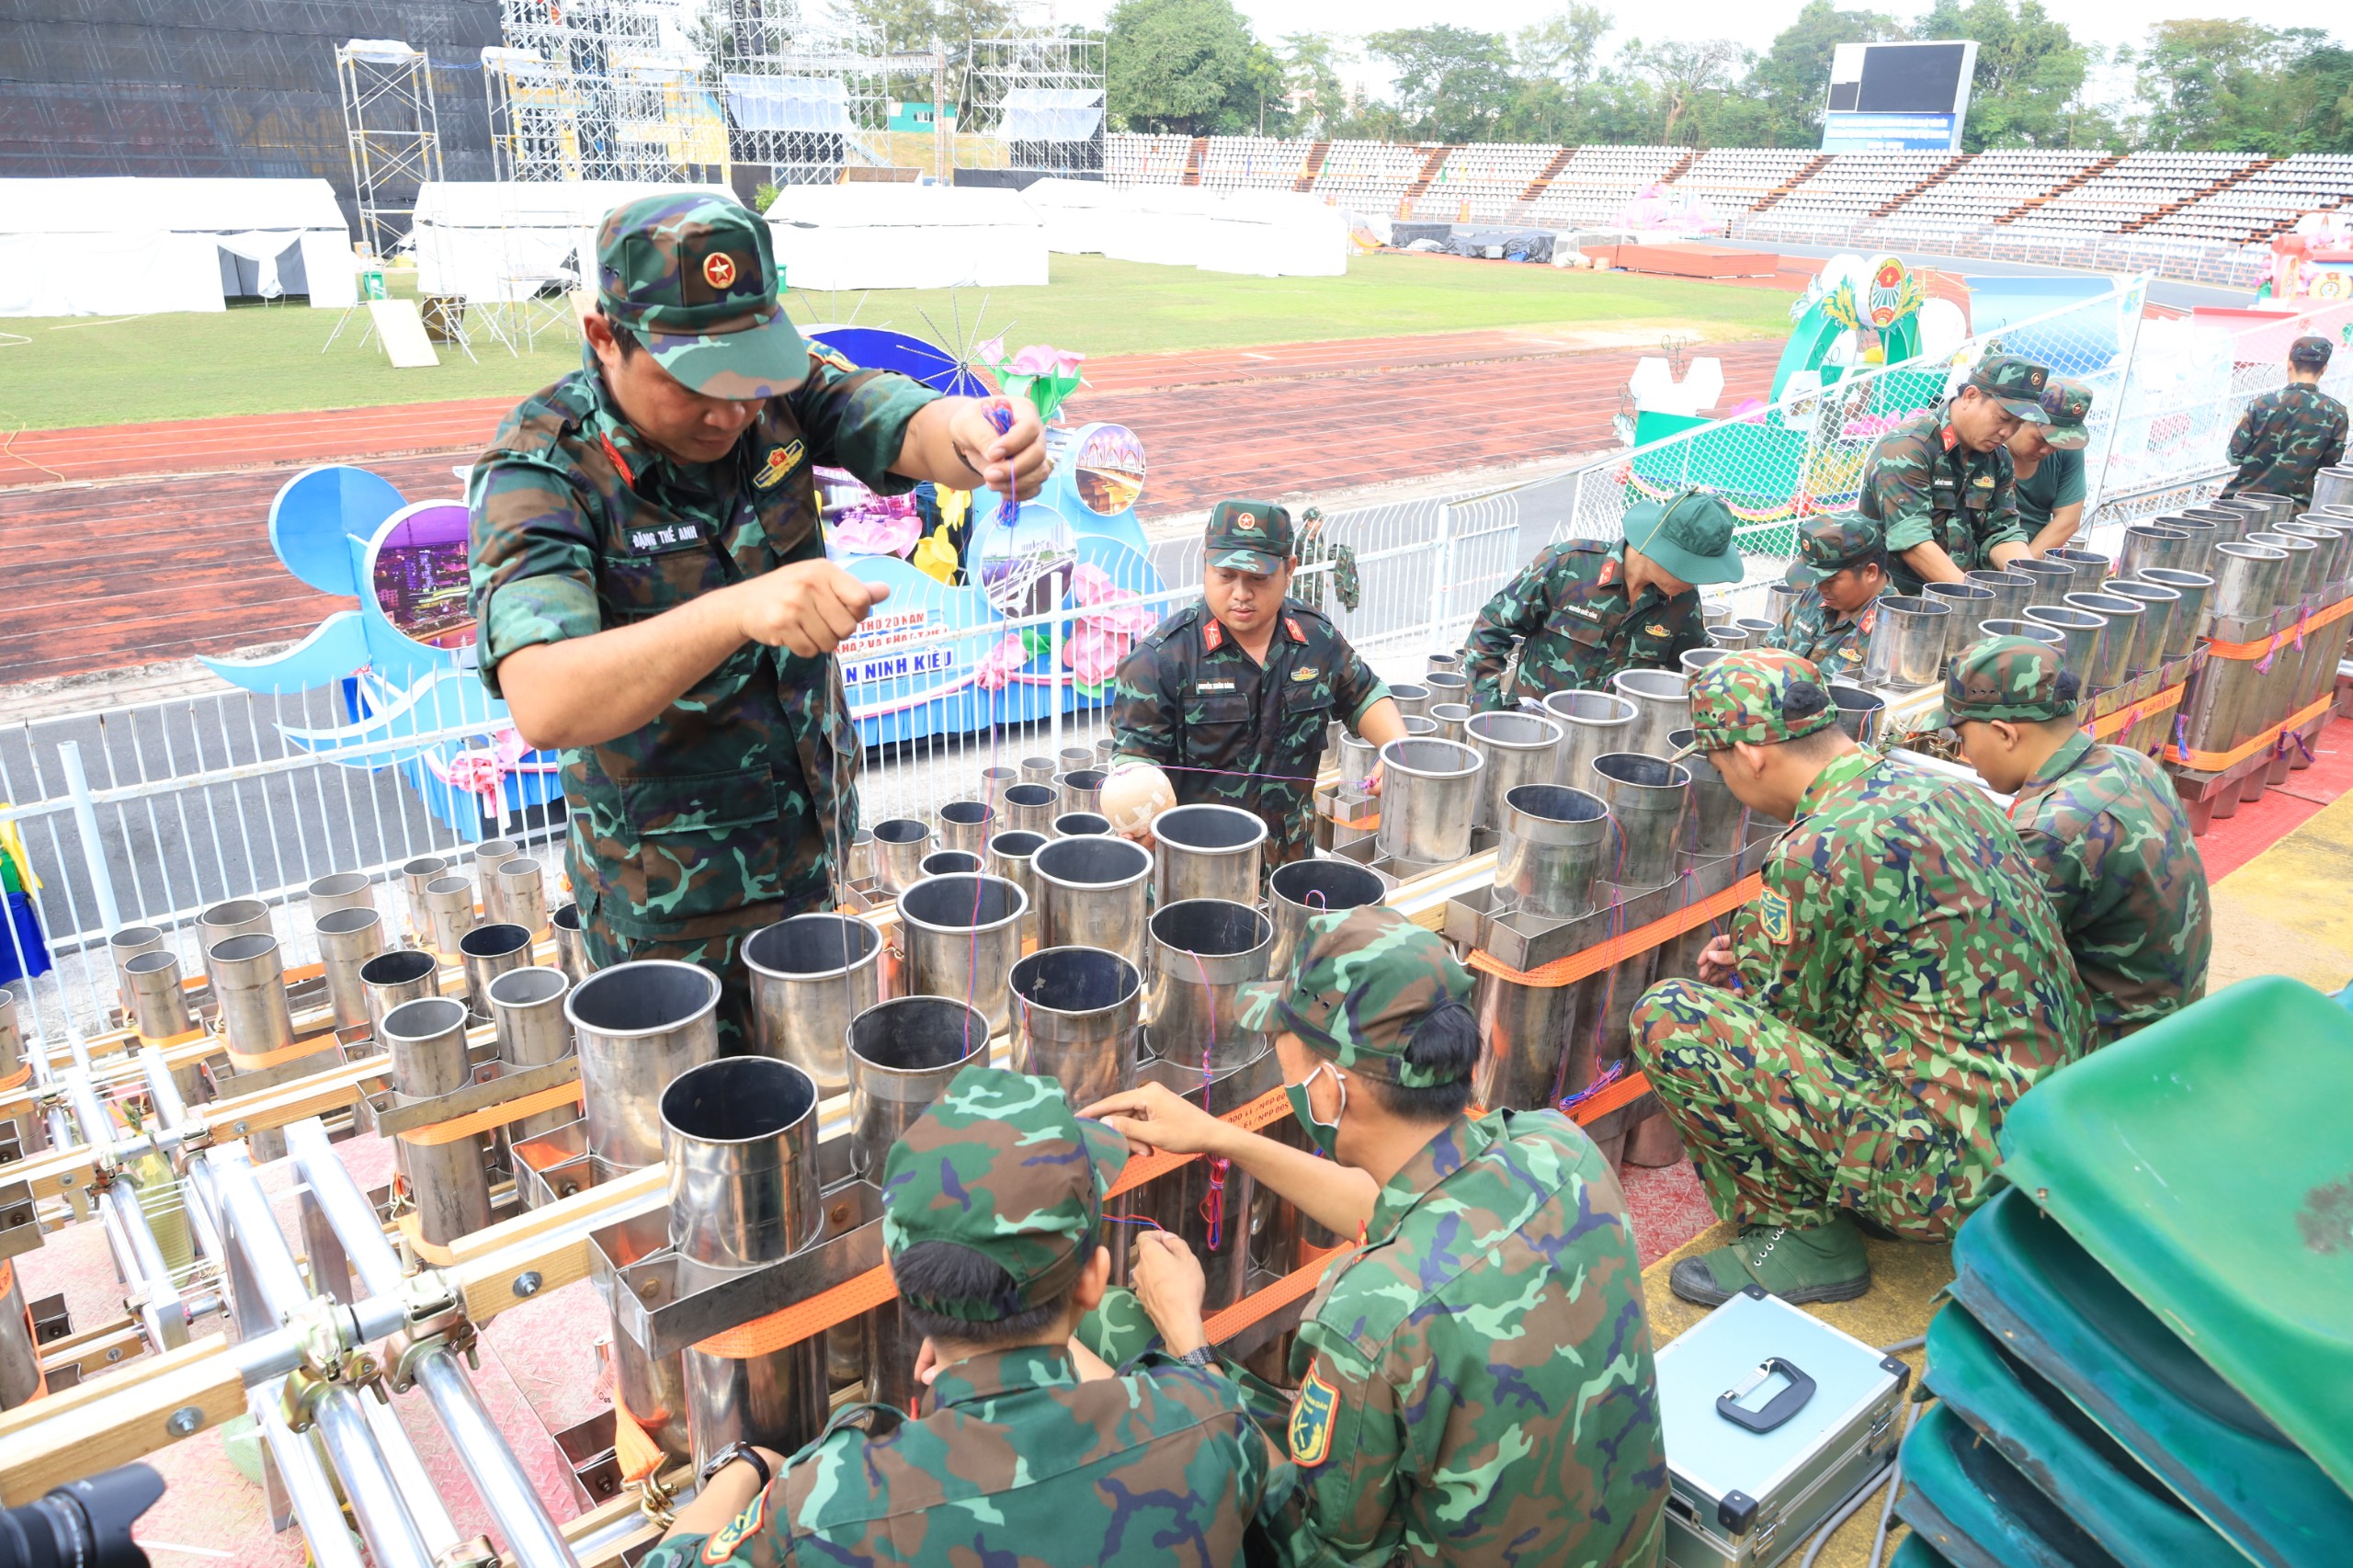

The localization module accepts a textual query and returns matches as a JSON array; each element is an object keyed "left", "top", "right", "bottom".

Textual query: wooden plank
[
  {"left": 0, "top": 1337, "right": 241, "bottom": 1502},
  {"left": 36, "top": 1318, "right": 142, "bottom": 1386}
]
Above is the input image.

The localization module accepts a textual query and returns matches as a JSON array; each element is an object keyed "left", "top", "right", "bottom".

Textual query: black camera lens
[{"left": 0, "top": 1462, "right": 164, "bottom": 1568}]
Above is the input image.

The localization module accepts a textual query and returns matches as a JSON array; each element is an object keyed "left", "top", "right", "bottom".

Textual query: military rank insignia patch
[
  {"left": 1759, "top": 889, "right": 1793, "bottom": 945},
  {"left": 755, "top": 439, "right": 805, "bottom": 489},
  {"left": 1646, "top": 624, "right": 1670, "bottom": 638},
  {"left": 1290, "top": 1364, "right": 1340, "bottom": 1465},
  {"left": 700, "top": 1489, "right": 767, "bottom": 1565},
  {"left": 809, "top": 342, "right": 855, "bottom": 374},
  {"left": 1291, "top": 665, "right": 1320, "bottom": 682}
]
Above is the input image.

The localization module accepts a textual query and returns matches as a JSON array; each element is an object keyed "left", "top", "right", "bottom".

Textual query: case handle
[{"left": 1716, "top": 1357, "right": 1815, "bottom": 1434}]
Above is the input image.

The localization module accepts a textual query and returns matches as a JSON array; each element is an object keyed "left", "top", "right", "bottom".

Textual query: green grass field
[{"left": 0, "top": 251, "right": 1791, "bottom": 430}]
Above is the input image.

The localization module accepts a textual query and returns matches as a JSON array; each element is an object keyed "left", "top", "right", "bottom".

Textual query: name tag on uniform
[
  {"left": 1562, "top": 604, "right": 1601, "bottom": 622},
  {"left": 626, "top": 519, "right": 707, "bottom": 555},
  {"left": 1196, "top": 679, "right": 1238, "bottom": 694}
]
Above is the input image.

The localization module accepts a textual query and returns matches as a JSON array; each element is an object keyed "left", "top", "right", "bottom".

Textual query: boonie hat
[
  {"left": 1205, "top": 500, "right": 1295, "bottom": 574},
  {"left": 1785, "top": 511, "right": 1886, "bottom": 585},
  {"left": 1946, "top": 635, "right": 2082, "bottom": 723},
  {"left": 596, "top": 193, "right": 809, "bottom": 397},
  {"left": 1236, "top": 907, "right": 1472, "bottom": 1086},
  {"left": 881, "top": 1066, "right": 1128, "bottom": 1322},
  {"left": 1624, "top": 488, "right": 1745, "bottom": 587},
  {"left": 1672, "top": 650, "right": 1838, "bottom": 756},
  {"left": 2038, "top": 378, "right": 2094, "bottom": 451},
  {"left": 2290, "top": 335, "right": 2334, "bottom": 370},
  {"left": 1966, "top": 352, "right": 2052, "bottom": 424}
]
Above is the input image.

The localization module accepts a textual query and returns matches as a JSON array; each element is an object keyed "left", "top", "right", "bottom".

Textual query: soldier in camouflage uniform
[
  {"left": 468, "top": 195, "right": 1048, "bottom": 1046},
  {"left": 1766, "top": 511, "right": 1889, "bottom": 681},
  {"left": 1947, "top": 638, "right": 2212, "bottom": 1048},
  {"left": 1859, "top": 351, "right": 2051, "bottom": 595},
  {"left": 1108, "top": 502, "right": 1404, "bottom": 869},
  {"left": 642, "top": 1065, "right": 1292, "bottom": 1567},
  {"left": 2010, "top": 377, "right": 2093, "bottom": 555},
  {"left": 2224, "top": 335, "right": 2347, "bottom": 507},
  {"left": 1084, "top": 908, "right": 1666, "bottom": 1568},
  {"left": 1461, "top": 488, "right": 1742, "bottom": 710},
  {"left": 1632, "top": 652, "right": 2092, "bottom": 1304}
]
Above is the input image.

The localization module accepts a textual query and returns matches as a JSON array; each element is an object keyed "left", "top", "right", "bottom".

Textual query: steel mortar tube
[
  {"left": 984, "top": 830, "right": 1050, "bottom": 951},
  {"left": 1144, "top": 899, "right": 1274, "bottom": 1070},
  {"left": 1011, "top": 947, "right": 1143, "bottom": 1109},
  {"left": 1056, "top": 745, "right": 1092, "bottom": 777},
  {"left": 744, "top": 915, "right": 885, "bottom": 1097},
  {"left": 1544, "top": 690, "right": 1639, "bottom": 790},
  {"left": 1019, "top": 756, "right": 1057, "bottom": 784},
  {"left": 1925, "top": 581, "right": 1997, "bottom": 665},
  {"left": 1976, "top": 618, "right": 2063, "bottom": 652},
  {"left": 108, "top": 926, "right": 166, "bottom": 1017},
  {"left": 2116, "top": 525, "right": 2191, "bottom": 580},
  {"left": 1665, "top": 733, "right": 1755, "bottom": 860},
  {"left": 937, "top": 799, "right": 995, "bottom": 856},
  {"left": 2316, "top": 465, "right": 2353, "bottom": 512},
  {"left": 920, "top": 850, "right": 983, "bottom": 879},
  {"left": 2236, "top": 491, "right": 2302, "bottom": 529},
  {"left": 2062, "top": 592, "right": 2141, "bottom": 691},
  {"left": 2021, "top": 604, "right": 2103, "bottom": 682},
  {"left": 2183, "top": 504, "right": 2253, "bottom": 546},
  {"left": 1126, "top": 1050, "right": 1283, "bottom": 1312},
  {"left": 1586, "top": 753, "right": 1692, "bottom": 893},
  {"left": 305, "top": 872, "right": 376, "bottom": 925},
  {"left": 2152, "top": 515, "right": 2222, "bottom": 576},
  {"left": 981, "top": 764, "right": 1020, "bottom": 813},
  {"left": 197, "top": 899, "right": 274, "bottom": 965},
  {"left": 1472, "top": 958, "right": 1580, "bottom": 1115},
  {"left": 1964, "top": 570, "right": 2034, "bottom": 627},
  {"left": 1051, "top": 812, "right": 1111, "bottom": 839},
  {"left": 1399, "top": 715, "right": 1438, "bottom": 739},
  {"left": 1863, "top": 596, "right": 1951, "bottom": 686},
  {"left": 897, "top": 874, "right": 1028, "bottom": 1036},
  {"left": 398, "top": 855, "right": 450, "bottom": 937},
  {"left": 1707, "top": 623, "right": 1750, "bottom": 650},
  {"left": 1150, "top": 803, "right": 1267, "bottom": 906},
  {"left": 459, "top": 922, "right": 533, "bottom": 1020},
  {"left": 2106, "top": 580, "right": 2185, "bottom": 677},
  {"left": 1466, "top": 710, "right": 1563, "bottom": 832},
  {"left": 422, "top": 874, "right": 478, "bottom": 956},
  {"left": 382, "top": 996, "right": 492, "bottom": 1245},
  {"left": 2136, "top": 569, "right": 2215, "bottom": 652},
  {"left": 2247, "top": 531, "right": 2320, "bottom": 609},
  {"left": 123, "top": 949, "right": 194, "bottom": 1040},
  {"left": 2209, "top": 541, "right": 2289, "bottom": 621},
  {"left": 1430, "top": 702, "right": 1472, "bottom": 744},
  {"left": 1678, "top": 648, "right": 1733, "bottom": 682},
  {"left": 1822, "top": 685, "right": 1887, "bottom": 746},
  {"left": 550, "top": 903, "right": 590, "bottom": 985},
  {"left": 1374, "top": 738, "right": 1483, "bottom": 869},
  {"left": 1425, "top": 670, "right": 1471, "bottom": 705},
  {"left": 1609, "top": 669, "right": 1688, "bottom": 762},
  {"left": 846, "top": 995, "right": 991, "bottom": 1178},
  {"left": 2047, "top": 547, "right": 2111, "bottom": 585},
  {"left": 359, "top": 948, "right": 439, "bottom": 1040},
  {"left": 1267, "top": 858, "right": 1387, "bottom": 978},
  {"left": 493, "top": 858, "right": 547, "bottom": 934},
  {"left": 662, "top": 1056, "right": 824, "bottom": 1268},
  {"left": 1388, "top": 682, "right": 1431, "bottom": 718},
  {"left": 470, "top": 837, "right": 520, "bottom": 908},
  {"left": 1033, "top": 835, "right": 1153, "bottom": 970},
  {"left": 210, "top": 932, "right": 297, "bottom": 1060},
  {"left": 486, "top": 967, "right": 577, "bottom": 1142},
  {"left": 1002, "top": 782, "right": 1059, "bottom": 835},
  {"left": 1490, "top": 784, "right": 1608, "bottom": 922},
  {"left": 314, "top": 906, "right": 388, "bottom": 1031},
  {"left": 1058, "top": 768, "right": 1107, "bottom": 816},
  {"left": 2006, "top": 555, "right": 2076, "bottom": 610},
  {"left": 564, "top": 960, "right": 723, "bottom": 1168},
  {"left": 870, "top": 818, "right": 931, "bottom": 894},
  {"left": 280, "top": 1120, "right": 581, "bottom": 1568}
]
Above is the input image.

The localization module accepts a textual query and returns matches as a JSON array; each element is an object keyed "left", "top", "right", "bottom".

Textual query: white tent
[
  {"left": 1017, "top": 180, "right": 1347, "bottom": 278},
  {"left": 411, "top": 181, "right": 738, "bottom": 302},
  {"left": 763, "top": 185, "right": 1048, "bottom": 291},
  {"left": 0, "top": 177, "right": 357, "bottom": 317}
]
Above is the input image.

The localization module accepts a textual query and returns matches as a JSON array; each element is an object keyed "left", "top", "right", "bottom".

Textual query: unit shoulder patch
[
  {"left": 1290, "top": 1364, "right": 1341, "bottom": 1466},
  {"left": 1758, "top": 888, "right": 1793, "bottom": 945},
  {"left": 699, "top": 1488, "right": 767, "bottom": 1565}
]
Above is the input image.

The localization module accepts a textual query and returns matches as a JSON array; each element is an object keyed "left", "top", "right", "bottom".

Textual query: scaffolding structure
[
  {"left": 956, "top": 34, "right": 1106, "bottom": 181},
  {"left": 718, "top": 21, "right": 949, "bottom": 188},
  {"left": 491, "top": 0, "right": 722, "bottom": 183},
  {"left": 336, "top": 40, "right": 447, "bottom": 256}
]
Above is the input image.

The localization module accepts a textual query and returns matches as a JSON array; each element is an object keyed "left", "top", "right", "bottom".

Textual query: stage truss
[
  {"left": 336, "top": 40, "right": 447, "bottom": 256},
  {"left": 957, "top": 34, "right": 1106, "bottom": 180},
  {"left": 489, "top": 0, "right": 722, "bottom": 183}
]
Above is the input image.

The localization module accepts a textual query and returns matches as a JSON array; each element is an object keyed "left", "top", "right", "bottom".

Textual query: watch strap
[{"left": 700, "top": 1439, "right": 771, "bottom": 1494}]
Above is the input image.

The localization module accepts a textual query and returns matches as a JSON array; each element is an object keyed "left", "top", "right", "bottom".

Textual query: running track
[{"left": 0, "top": 330, "right": 1781, "bottom": 685}]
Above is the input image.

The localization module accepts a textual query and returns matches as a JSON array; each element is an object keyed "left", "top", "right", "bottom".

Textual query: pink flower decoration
[
  {"left": 1006, "top": 344, "right": 1062, "bottom": 376},
  {"left": 1063, "top": 623, "right": 1130, "bottom": 687},
  {"left": 828, "top": 507, "right": 924, "bottom": 559},
  {"left": 1059, "top": 564, "right": 1159, "bottom": 685},
  {"left": 973, "top": 633, "right": 1030, "bottom": 691},
  {"left": 972, "top": 335, "right": 1006, "bottom": 367}
]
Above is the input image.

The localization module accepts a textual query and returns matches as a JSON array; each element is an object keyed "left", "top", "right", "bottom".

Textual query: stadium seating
[
  {"left": 1675, "top": 147, "right": 1820, "bottom": 222},
  {"left": 1310, "top": 138, "right": 1433, "bottom": 217},
  {"left": 1869, "top": 150, "right": 2105, "bottom": 245},
  {"left": 1522, "top": 145, "right": 1688, "bottom": 227},
  {"left": 1743, "top": 152, "right": 1954, "bottom": 241},
  {"left": 1999, "top": 152, "right": 2265, "bottom": 243},
  {"left": 1107, "top": 133, "right": 1194, "bottom": 187},
  {"left": 1196, "top": 136, "right": 1315, "bottom": 191},
  {"left": 2137, "top": 153, "right": 2353, "bottom": 246},
  {"left": 1420, "top": 143, "right": 1562, "bottom": 223}
]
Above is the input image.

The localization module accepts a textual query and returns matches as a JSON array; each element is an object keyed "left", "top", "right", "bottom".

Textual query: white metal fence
[{"left": 5, "top": 286, "right": 2347, "bottom": 1047}]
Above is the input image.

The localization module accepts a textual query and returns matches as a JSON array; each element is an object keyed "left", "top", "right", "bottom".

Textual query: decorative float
[{"left": 197, "top": 324, "right": 1166, "bottom": 832}]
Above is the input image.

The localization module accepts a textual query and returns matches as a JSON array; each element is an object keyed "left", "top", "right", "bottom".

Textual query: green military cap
[
  {"left": 1237, "top": 906, "right": 1472, "bottom": 1087},
  {"left": 2039, "top": 378, "right": 2094, "bottom": 451},
  {"left": 1966, "top": 352, "right": 2052, "bottom": 424},
  {"left": 880, "top": 1066, "right": 1129, "bottom": 1323},
  {"left": 1204, "top": 500, "right": 1294, "bottom": 574},
  {"left": 1946, "top": 635, "right": 2083, "bottom": 722},
  {"left": 1785, "top": 510, "right": 1886, "bottom": 585},
  {"left": 2290, "top": 335, "right": 2334, "bottom": 370},
  {"left": 595, "top": 193, "right": 809, "bottom": 399},
  {"left": 1625, "top": 488, "right": 1745, "bottom": 587},
  {"left": 1672, "top": 649, "right": 1838, "bottom": 756}
]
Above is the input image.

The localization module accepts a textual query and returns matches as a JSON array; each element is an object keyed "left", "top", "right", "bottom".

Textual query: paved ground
[{"left": 0, "top": 330, "right": 1779, "bottom": 687}]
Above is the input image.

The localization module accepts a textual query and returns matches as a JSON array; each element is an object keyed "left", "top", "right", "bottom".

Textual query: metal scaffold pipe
[
  {"left": 251, "top": 1391, "right": 368, "bottom": 1568},
  {"left": 283, "top": 1119, "right": 582, "bottom": 1568}
]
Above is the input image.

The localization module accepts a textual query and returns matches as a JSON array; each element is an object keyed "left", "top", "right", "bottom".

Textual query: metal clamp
[
  {"left": 434, "top": 1540, "right": 499, "bottom": 1568},
  {"left": 382, "top": 1268, "right": 480, "bottom": 1393}
]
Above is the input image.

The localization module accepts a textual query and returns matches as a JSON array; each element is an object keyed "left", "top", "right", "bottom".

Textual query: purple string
[
  {"left": 983, "top": 403, "right": 1018, "bottom": 525},
  {"left": 1558, "top": 1060, "right": 1628, "bottom": 1114}
]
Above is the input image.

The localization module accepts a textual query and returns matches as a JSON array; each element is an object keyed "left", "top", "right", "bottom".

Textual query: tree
[
  {"left": 1912, "top": 0, "right": 2100, "bottom": 150},
  {"left": 1106, "top": 0, "right": 1283, "bottom": 135},
  {"left": 1626, "top": 36, "right": 1748, "bottom": 143},
  {"left": 1513, "top": 5, "right": 1612, "bottom": 86},
  {"left": 1363, "top": 25, "right": 1518, "bottom": 142},
  {"left": 1747, "top": 1, "right": 1902, "bottom": 146},
  {"left": 2129, "top": 23, "right": 2353, "bottom": 154},
  {"left": 1279, "top": 32, "right": 1351, "bottom": 137}
]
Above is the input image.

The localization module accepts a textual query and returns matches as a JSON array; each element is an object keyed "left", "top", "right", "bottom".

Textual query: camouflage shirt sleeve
[
  {"left": 2011, "top": 817, "right": 2093, "bottom": 935},
  {"left": 2227, "top": 403, "right": 2258, "bottom": 466},
  {"left": 1864, "top": 430, "right": 1939, "bottom": 555},
  {"left": 1108, "top": 633, "right": 1181, "bottom": 767},
  {"left": 1463, "top": 546, "right": 1563, "bottom": 709},
  {"left": 1733, "top": 842, "right": 1843, "bottom": 1040},
  {"left": 1277, "top": 1347, "right": 1410, "bottom": 1567},
  {"left": 1978, "top": 454, "right": 2027, "bottom": 553},
  {"left": 787, "top": 347, "right": 943, "bottom": 497},
  {"left": 1329, "top": 632, "right": 1390, "bottom": 730},
  {"left": 466, "top": 448, "right": 603, "bottom": 702},
  {"left": 2325, "top": 403, "right": 2348, "bottom": 471}
]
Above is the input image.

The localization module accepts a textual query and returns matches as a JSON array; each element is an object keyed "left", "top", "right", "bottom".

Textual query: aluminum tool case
[{"left": 1655, "top": 1285, "right": 1912, "bottom": 1568}]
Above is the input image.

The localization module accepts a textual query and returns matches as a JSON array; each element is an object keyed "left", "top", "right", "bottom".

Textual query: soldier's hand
[
  {"left": 1082, "top": 1082, "right": 1228, "bottom": 1157},
  {"left": 735, "top": 561, "right": 889, "bottom": 658},
  {"left": 1131, "top": 1231, "right": 1209, "bottom": 1355},
  {"left": 914, "top": 1337, "right": 940, "bottom": 1387},
  {"left": 948, "top": 399, "right": 1052, "bottom": 504},
  {"left": 1697, "top": 935, "right": 1738, "bottom": 986}
]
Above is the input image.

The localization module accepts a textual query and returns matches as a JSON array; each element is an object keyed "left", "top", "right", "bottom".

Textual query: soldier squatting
[{"left": 471, "top": 196, "right": 2235, "bottom": 1564}]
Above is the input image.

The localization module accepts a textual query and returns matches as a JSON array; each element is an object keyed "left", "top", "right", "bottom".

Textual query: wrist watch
[
  {"left": 1176, "top": 1346, "right": 1215, "bottom": 1370},
  {"left": 699, "top": 1440, "right": 771, "bottom": 1494}
]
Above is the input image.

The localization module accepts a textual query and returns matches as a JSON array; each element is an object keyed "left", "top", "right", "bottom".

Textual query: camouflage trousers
[
  {"left": 1630, "top": 978, "right": 1992, "bottom": 1241},
  {"left": 577, "top": 894, "right": 790, "bottom": 1056}
]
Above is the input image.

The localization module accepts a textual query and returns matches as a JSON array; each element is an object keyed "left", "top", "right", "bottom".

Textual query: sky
[{"left": 1045, "top": 0, "right": 2338, "bottom": 107}]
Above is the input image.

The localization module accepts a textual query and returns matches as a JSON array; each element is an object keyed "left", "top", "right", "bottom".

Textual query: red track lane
[{"left": 0, "top": 331, "right": 1780, "bottom": 686}]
